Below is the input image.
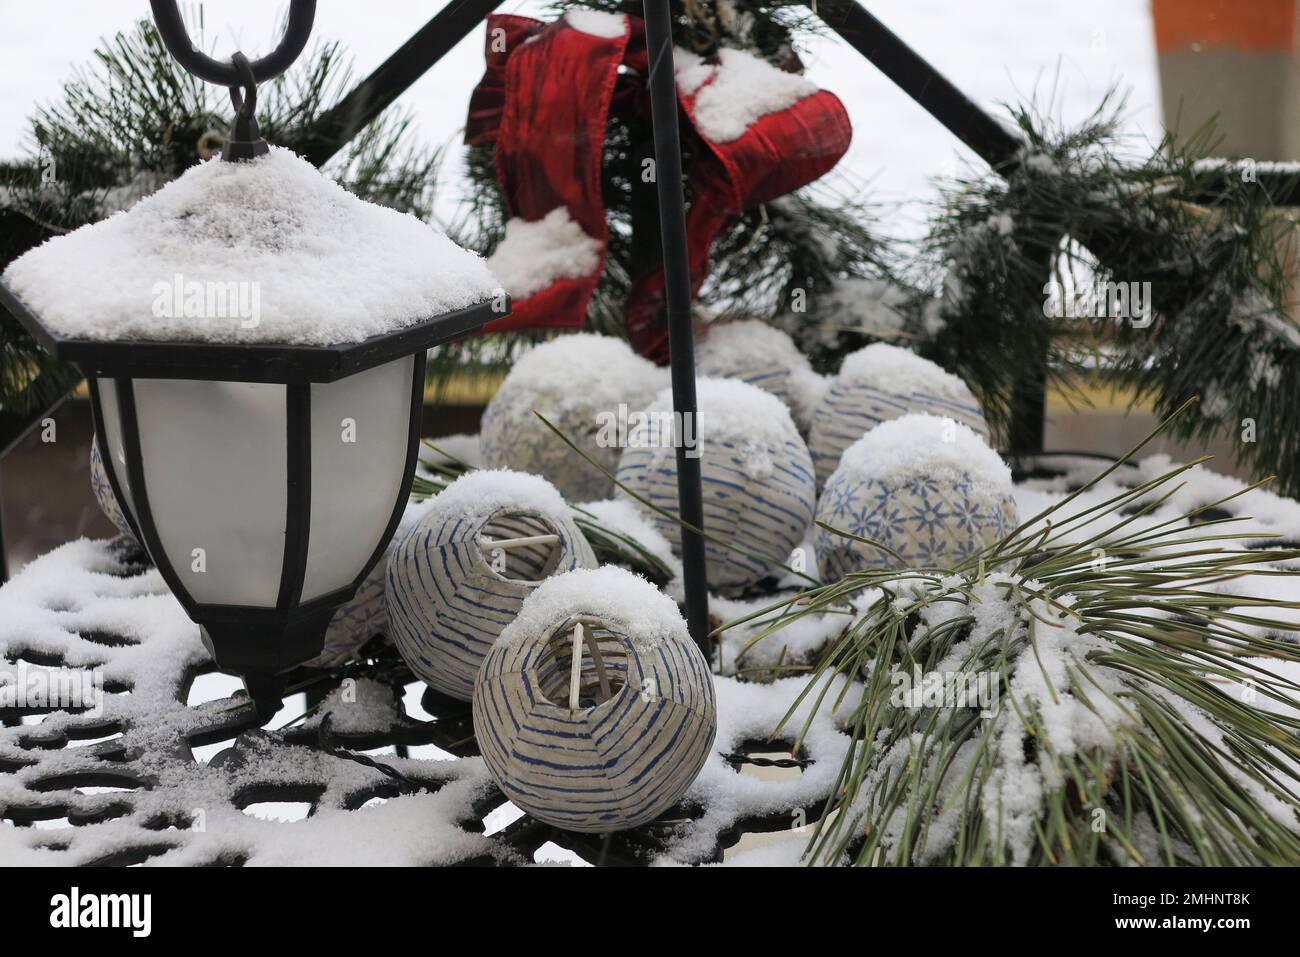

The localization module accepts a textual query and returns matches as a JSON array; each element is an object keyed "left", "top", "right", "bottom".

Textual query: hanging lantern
[{"left": 0, "top": 0, "right": 505, "bottom": 716}]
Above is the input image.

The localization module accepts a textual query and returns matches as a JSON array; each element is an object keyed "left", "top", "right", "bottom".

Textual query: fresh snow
[
  {"left": 696, "top": 319, "right": 825, "bottom": 429},
  {"left": 697, "top": 319, "right": 811, "bottom": 380},
  {"left": 574, "top": 498, "right": 682, "bottom": 583},
  {"left": 816, "top": 278, "right": 913, "bottom": 342},
  {"left": 485, "top": 207, "right": 602, "bottom": 299},
  {"left": 838, "top": 342, "right": 976, "bottom": 402},
  {"left": 642, "top": 376, "right": 801, "bottom": 455},
  {"left": 487, "top": 332, "right": 665, "bottom": 410},
  {"left": 671, "top": 672, "right": 858, "bottom": 864},
  {"left": 834, "top": 412, "right": 1011, "bottom": 490},
  {"left": 418, "top": 432, "right": 485, "bottom": 471},
  {"left": 677, "top": 47, "right": 818, "bottom": 143},
  {"left": 711, "top": 591, "right": 847, "bottom": 674},
  {"left": 496, "top": 565, "right": 692, "bottom": 657},
  {"left": 2, "top": 147, "right": 499, "bottom": 345},
  {"left": 418, "top": 468, "right": 569, "bottom": 527},
  {"left": 564, "top": 10, "right": 626, "bottom": 38}
]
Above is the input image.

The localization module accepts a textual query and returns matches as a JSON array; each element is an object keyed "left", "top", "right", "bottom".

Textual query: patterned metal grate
[{"left": 0, "top": 539, "right": 844, "bottom": 866}]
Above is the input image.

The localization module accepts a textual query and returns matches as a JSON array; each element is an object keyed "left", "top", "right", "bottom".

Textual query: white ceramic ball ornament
[
  {"left": 614, "top": 377, "right": 816, "bottom": 590},
  {"left": 472, "top": 565, "right": 716, "bottom": 833},
  {"left": 480, "top": 334, "right": 666, "bottom": 501},
  {"left": 809, "top": 343, "right": 989, "bottom": 487},
  {"left": 696, "top": 320, "right": 825, "bottom": 432},
  {"left": 814, "top": 413, "right": 1018, "bottom": 580},
  {"left": 387, "top": 470, "right": 598, "bottom": 700}
]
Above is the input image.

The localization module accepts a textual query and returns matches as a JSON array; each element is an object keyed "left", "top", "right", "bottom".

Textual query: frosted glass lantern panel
[
  {"left": 95, "top": 378, "right": 138, "bottom": 525},
  {"left": 300, "top": 357, "right": 414, "bottom": 602},
  {"left": 133, "top": 378, "right": 288, "bottom": 607}
]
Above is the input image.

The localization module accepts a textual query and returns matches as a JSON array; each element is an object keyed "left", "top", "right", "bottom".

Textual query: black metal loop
[
  {"left": 221, "top": 47, "right": 269, "bottom": 161},
  {"left": 227, "top": 52, "right": 258, "bottom": 122},
  {"left": 149, "top": 0, "right": 316, "bottom": 87}
]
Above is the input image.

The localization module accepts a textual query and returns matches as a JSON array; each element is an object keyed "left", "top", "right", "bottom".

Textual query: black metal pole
[
  {"left": 810, "top": 0, "right": 1023, "bottom": 171},
  {"left": 0, "top": 474, "right": 7, "bottom": 586},
  {"left": 641, "top": 0, "right": 710, "bottom": 657}
]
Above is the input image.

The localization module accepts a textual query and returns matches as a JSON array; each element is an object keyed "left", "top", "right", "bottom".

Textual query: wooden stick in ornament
[
  {"left": 478, "top": 533, "right": 560, "bottom": 550},
  {"left": 586, "top": 624, "right": 613, "bottom": 702},
  {"left": 568, "top": 622, "right": 584, "bottom": 710}
]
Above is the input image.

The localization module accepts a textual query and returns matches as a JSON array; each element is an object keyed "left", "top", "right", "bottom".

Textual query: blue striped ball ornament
[
  {"left": 696, "top": 320, "right": 821, "bottom": 433},
  {"left": 89, "top": 436, "right": 137, "bottom": 542},
  {"left": 387, "top": 470, "right": 598, "bottom": 701},
  {"left": 615, "top": 378, "right": 816, "bottom": 590},
  {"left": 815, "top": 414, "right": 1018, "bottom": 580},
  {"left": 304, "top": 550, "right": 387, "bottom": 669},
  {"left": 473, "top": 566, "right": 716, "bottom": 833},
  {"left": 809, "top": 343, "right": 989, "bottom": 488}
]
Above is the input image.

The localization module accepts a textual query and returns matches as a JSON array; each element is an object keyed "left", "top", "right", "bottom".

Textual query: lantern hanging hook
[
  {"left": 227, "top": 53, "right": 258, "bottom": 120},
  {"left": 222, "top": 52, "right": 267, "bottom": 161},
  {"left": 148, "top": 0, "right": 317, "bottom": 161}
]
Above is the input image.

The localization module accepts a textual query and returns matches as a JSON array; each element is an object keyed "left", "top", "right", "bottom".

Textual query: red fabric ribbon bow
[{"left": 467, "top": 12, "right": 852, "bottom": 362}]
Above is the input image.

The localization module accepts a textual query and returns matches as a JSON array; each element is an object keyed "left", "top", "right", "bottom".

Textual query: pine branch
[
  {"left": 738, "top": 410, "right": 1300, "bottom": 866},
  {"left": 897, "top": 93, "right": 1300, "bottom": 488}
]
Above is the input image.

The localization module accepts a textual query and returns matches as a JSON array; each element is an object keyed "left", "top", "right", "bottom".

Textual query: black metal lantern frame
[{"left": 0, "top": 282, "right": 504, "bottom": 711}]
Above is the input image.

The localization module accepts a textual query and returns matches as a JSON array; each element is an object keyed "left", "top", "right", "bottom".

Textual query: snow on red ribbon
[{"left": 468, "top": 13, "right": 852, "bottom": 358}]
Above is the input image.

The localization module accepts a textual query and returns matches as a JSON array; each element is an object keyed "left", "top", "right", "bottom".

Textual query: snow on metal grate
[
  {"left": 2, "top": 453, "right": 1298, "bottom": 866},
  {"left": 0, "top": 540, "right": 853, "bottom": 866}
]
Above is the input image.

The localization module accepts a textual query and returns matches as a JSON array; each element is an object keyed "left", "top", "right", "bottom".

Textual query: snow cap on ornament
[
  {"left": 615, "top": 377, "right": 816, "bottom": 590},
  {"left": 696, "top": 319, "right": 827, "bottom": 433},
  {"left": 473, "top": 565, "right": 716, "bottom": 833},
  {"left": 809, "top": 343, "right": 989, "bottom": 487},
  {"left": 480, "top": 333, "right": 666, "bottom": 501},
  {"left": 814, "top": 413, "right": 1017, "bottom": 580},
  {"left": 387, "top": 469, "right": 598, "bottom": 701}
]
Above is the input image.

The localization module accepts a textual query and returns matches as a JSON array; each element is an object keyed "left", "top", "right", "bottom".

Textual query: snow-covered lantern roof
[{"left": 0, "top": 0, "right": 507, "bottom": 716}]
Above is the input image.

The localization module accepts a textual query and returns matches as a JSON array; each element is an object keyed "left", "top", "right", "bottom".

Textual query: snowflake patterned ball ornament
[
  {"left": 809, "top": 343, "right": 989, "bottom": 487},
  {"left": 89, "top": 436, "right": 136, "bottom": 542},
  {"left": 472, "top": 565, "right": 716, "bottom": 833},
  {"left": 815, "top": 413, "right": 1018, "bottom": 580},
  {"left": 480, "top": 334, "right": 666, "bottom": 501},
  {"left": 615, "top": 377, "right": 816, "bottom": 590},
  {"left": 387, "top": 469, "right": 598, "bottom": 700},
  {"left": 696, "top": 320, "right": 826, "bottom": 433}
]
